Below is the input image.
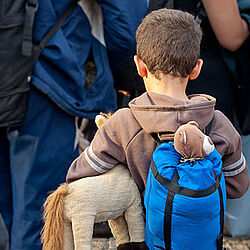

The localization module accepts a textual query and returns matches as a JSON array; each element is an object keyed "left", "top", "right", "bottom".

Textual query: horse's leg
[
  {"left": 63, "top": 219, "right": 74, "bottom": 250},
  {"left": 124, "top": 197, "right": 145, "bottom": 243},
  {"left": 71, "top": 214, "right": 95, "bottom": 250},
  {"left": 108, "top": 213, "right": 130, "bottom": 247}
]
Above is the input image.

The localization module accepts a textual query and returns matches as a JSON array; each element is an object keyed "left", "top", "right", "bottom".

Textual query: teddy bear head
[{"left": 174, "top": 121, "right": 214, "bottom": 159}]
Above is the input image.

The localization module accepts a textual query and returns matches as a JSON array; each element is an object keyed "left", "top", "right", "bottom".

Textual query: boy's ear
[
  {"left": 134, "top": 55, "right": 148, "bottom": 78},
  {"left": 189, "top": 59, "right": 203, "bottom": 80}
]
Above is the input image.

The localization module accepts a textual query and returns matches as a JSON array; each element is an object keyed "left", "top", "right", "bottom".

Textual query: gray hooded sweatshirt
[{"left": 66, "top": 92, "right": 249, "bottom": 199}]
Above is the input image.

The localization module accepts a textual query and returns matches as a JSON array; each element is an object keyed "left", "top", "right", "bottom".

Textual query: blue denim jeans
[
  {"left": 0, "top": 86, "right": 79, "bottom": 250},
  {"left": 0, "top": 213, "right": 9, "bottom": 250},
  {"left": 225, "top": 134, "right": 250, "bottom": 237}
]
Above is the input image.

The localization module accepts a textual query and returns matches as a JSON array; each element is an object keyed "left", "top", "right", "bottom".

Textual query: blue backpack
[{"left": 144, "top": 125, "right": 226, "bottom": 250}]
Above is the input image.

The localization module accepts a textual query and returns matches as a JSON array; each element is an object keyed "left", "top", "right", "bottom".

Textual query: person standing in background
[{"left": 0, "top": 1, "right": 147, "bottom": 249}]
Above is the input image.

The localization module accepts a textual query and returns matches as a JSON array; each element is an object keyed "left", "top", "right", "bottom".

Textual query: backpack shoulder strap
[
  {"left": 151, "top": 113, "right": 214, "bottom": 144},
  {"left": 32, "top": 1, "right": 79, "bottom": 64},
  {"left": 205, "top": 114, "right": 215, "bottom": 136},
  {"left": 217, "top": 184, "right": 225, "bottom": 250}
]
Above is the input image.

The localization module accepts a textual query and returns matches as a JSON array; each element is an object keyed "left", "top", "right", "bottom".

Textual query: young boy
[{"left": 66, "top": 9, "right": 249, "bottom": 199}]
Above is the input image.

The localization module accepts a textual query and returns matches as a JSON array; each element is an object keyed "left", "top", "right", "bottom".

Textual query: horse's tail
[{"left": 41, "top": 183, "right": 69, "bottom": 250}]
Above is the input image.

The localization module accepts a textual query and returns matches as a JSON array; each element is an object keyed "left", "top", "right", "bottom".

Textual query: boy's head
[{"left": 135, "top": 9, "right": 202, "bottom": 80}]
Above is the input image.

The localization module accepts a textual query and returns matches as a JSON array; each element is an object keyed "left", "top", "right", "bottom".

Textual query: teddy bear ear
[
  {"left": 95, "top": 114, "right": 107, "bottom": 128},
  {"left": 179, "top": 130, "right": 187, "bottom": 145},
  {"left": 187, "top": 121, "right": 199, "bottom": 128}
]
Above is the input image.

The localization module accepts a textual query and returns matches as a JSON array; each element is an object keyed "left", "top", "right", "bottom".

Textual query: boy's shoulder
[
  {"left": 99, "top": 107, "right": 142, "bottom": 140},
  {"left": 210, "top": 110, "right": 242, "bottom": 163},
  {"left": 109, "top": 107, "right": 137, "bottom": 125},
  {"left": 212, "top": 110, "right": 240, "bottom": 138}
]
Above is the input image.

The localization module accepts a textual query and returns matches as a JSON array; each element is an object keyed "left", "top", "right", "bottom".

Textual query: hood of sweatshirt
[{"left": 129, "top": 92, "right": 216, "bottom": 134}]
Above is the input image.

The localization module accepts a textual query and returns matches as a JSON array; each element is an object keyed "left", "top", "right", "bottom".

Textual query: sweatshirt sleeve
[
  {"left": 66, "top": 109, "right": 133, "bottom": 182},
  {"left": 211, "top": 111, "right": 249, "bottom": 199}
]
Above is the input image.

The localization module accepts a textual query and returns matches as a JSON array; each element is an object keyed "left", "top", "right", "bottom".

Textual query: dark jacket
[{"left": 32, "top": 0, "right": 147, "bottom": 119}]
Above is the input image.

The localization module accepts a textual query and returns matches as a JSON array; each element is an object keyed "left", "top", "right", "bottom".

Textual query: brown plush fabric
[{"left": 174, "top": 121, "right": 214, "bottom": 159}]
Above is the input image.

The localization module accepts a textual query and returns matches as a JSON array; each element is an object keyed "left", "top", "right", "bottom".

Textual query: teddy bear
[{"left": 41, "top": 113, "right": 146, "bottom": 250}]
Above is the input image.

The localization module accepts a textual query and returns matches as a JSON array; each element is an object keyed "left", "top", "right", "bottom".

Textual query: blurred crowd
[{"left": 0, "top": 1, "right": 249, "bottom": 249}]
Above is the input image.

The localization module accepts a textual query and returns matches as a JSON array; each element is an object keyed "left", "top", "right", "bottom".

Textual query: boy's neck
[{"left": 144, "top": 73, "right": 189, "bottom": 101}]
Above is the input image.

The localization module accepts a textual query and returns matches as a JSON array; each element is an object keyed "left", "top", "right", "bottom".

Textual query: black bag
[{"left": 0, "top": 0, "right": 77, "bottom": 127}]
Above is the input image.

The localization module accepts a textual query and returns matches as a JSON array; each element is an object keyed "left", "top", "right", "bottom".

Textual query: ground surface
[
  {"left": 92, "top": 237, "right": 250, "bottom": 250},
  {"left": 92, "top": 238, "right": 116, "bottom": 250},
  {"left": 223, "top": 236, "right": 250, "bottom": 250}
]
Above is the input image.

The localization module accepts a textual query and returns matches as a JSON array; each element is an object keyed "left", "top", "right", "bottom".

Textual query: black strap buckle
[
  {"left": 22, "top": 0, "right": 39, "bottom": 56},
  {"left": 25, "top": 0, "right": 39, "bottom": 11}
]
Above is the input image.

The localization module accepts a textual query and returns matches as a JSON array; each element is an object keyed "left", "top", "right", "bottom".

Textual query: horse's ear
[
  {"left": 95, "top": 115, "right": 107, "bottom": 128},
  {"left": 95, "top": 112, "right": 113, "bottom": 128},
  {"left": 180, "top": 130, "right": 187, "bottom": 145}
]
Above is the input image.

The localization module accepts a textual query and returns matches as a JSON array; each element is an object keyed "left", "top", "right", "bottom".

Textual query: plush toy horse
[{"left": 41, "top": 114, "right": 146, "bottom": 250}]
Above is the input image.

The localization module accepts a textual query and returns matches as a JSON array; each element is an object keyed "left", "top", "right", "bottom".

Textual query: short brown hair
[{"left": 136, "top": 9, "right": 202, "bottom": 79}]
